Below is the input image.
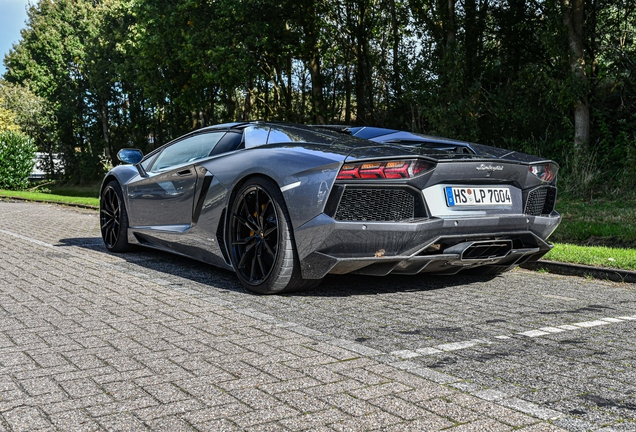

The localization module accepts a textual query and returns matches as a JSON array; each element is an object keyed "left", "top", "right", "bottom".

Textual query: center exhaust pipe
[{"left": 444, "top": 240, "right": 513, "bottom": 261}]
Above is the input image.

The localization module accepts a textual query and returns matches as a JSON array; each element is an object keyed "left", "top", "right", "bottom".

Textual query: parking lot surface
[{"left": 0, "top": 200, "right": 635, "bottom": 431}]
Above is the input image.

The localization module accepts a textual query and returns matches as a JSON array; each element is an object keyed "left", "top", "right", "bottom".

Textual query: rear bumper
[{"left": 294, "top": 213, "right": 561, "bottom": 279}]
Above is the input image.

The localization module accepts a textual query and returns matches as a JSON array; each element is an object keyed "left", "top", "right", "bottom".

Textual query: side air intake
[
  {"left": 525, "top": 186, "right": 557, "bottom": 216},
  {"left": 216, "top": 208, "right": 230, "bottom": 264}
]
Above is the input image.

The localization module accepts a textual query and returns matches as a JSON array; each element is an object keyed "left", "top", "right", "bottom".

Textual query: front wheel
[
  {"left": 227, "top": 177, "right": 319, "bottom": 294},
  {"left": 100, "top": 181, "right": 132, "bottom": 252}
]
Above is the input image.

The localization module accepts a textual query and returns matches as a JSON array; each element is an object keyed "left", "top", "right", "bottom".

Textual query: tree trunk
[
  {"left": 354, "top": 0, "right": 369, "bottom": 125},
  {"left": 299, "top": 0, "right": 326, "bottom": 124},
  {"left": 307, "top": 56, "right": 326, "bottom": 124},
  {"left": 464, "top": 0, "right": 477, "bottom": 83},
  {"left": 286, "top": 56, "right": 293, "bottom": 121},
  {"left": 390, "top": 0, "right": 402, "bottom": 104},
  {"left": 300, "top": 70, "right": 307, "bottom": 122},
  {"left": 561, "top": 0, "right": 589, "bottom": 153},
  {"left": 442, "top": 0, "right": 456, "bottom": 50},
  {"left": 243, "top": 80, "right": 253, "bottom": 121},
  {"left": 98, "top": 99, "right": 112, "bottom": 164},
  {"left": 264, "top": 79, "right": 270, "bottom": 120}
]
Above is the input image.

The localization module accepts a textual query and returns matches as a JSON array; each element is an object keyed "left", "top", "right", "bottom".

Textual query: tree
[
  {"left": 4, "top": 0, "right": 102, "bottom": 183},
  {"left": 2, "top": 0, "right": 635, "bottom": 195},
  {"left": 561, "top": 0, "right": 589, "bottom": 153}
]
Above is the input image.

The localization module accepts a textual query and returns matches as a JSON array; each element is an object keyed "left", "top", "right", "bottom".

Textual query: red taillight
[
  {"left": 338, "top": 164, "right": 360, "bottom": 179},
  {"left": 336, "top": 159, "right": 435, "bottom": 180},
  {"left": 529, "top": 163, "right": 558, "bottom": 183}
]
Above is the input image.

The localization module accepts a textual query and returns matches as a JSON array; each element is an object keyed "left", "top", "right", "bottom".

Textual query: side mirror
[{"left": 117, "top": 148, "right": 143, "bottom": 165}]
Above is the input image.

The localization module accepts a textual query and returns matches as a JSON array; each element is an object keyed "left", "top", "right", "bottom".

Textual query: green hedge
[{"left": 0, "top": 131, "right": 37, "bottom": 190}]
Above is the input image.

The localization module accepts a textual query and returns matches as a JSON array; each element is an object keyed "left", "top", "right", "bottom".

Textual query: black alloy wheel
[
  {"left": 230, "top": 182, "right": 280, "bottom": 284},
  {"left": 228, "top": 177, "right": 313, "bottom": 294},
  {"left": 226, "top": 177, "right": 321, "bottom": 294},
  {"left": 100, "top": 181, "right": 131, "bottom": 252}
]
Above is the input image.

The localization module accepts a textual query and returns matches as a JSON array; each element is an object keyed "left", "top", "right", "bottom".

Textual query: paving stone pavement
[{"left": 0, "top": 200, "right": 634, "bottom": 431}]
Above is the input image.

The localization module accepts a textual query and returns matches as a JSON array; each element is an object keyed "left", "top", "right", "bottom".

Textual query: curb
[
  {"left": 0, "top": 196, "right": 99, "bottom": 211},
  {"left": 521, "top": 260, "right": 636, "bottom": 284}
]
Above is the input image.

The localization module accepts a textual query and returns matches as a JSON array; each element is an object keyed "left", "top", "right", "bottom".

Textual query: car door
[{"left": 126, "top": 132, "right": 226, "bottom": 228}]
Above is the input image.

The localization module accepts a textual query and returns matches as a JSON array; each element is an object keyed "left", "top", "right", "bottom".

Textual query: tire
[
  {"left": 100, "top": 181, "right": 132, "bottom": 252},
  {"left": 227, "top": 177, "right": 320, "bottom": 294}
]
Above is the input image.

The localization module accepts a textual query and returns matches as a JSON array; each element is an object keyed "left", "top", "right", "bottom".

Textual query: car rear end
[{"left": 293, "top": 138, "right": 561, "bottom": 279}]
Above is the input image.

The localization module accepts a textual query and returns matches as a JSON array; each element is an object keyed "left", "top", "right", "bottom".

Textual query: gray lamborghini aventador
[{"left": 100, "top": 122, "right": 561, "bottom": 294}]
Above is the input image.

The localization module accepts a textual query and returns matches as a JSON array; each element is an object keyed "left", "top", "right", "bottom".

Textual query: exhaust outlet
[{"left": 444, "top": 240, "right": 513, "bottom": 261}]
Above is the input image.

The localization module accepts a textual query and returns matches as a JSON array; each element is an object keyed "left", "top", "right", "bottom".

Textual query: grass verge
[
  {"left": 544, "top": 243, "right": 636, "bottom": 271},
  {"left": 0, "top": 189, "right": 99, "bottom": 207},
  {"left": 544, "top": 196, "right": 636, "bottom": 271},
  {"left": 552, "top": 197, "right": 636, "bottom": 248},
  {"left": 47, "top": 183, "right": 100, "bottom": 198}
]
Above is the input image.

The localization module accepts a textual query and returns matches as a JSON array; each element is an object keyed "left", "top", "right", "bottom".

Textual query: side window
[
  {"left": 267, "top": 126, "right": 307, "bottom": 144},
  {"left": 243, "top": 125, "right": 270, "bottom": 148},
  {"left": 140, "top": 153, "right": 158, "bottom": 172},
  {"left": 150, "top": 132, "right": 225, "bottom": 172}
]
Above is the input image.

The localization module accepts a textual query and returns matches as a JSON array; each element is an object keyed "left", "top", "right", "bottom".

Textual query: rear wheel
[
  {"left": 228, "top": 177, "right": 319, "bottom": 294},
  {"left": 100, "top": 181, "right": 132, "bottom": 252}
]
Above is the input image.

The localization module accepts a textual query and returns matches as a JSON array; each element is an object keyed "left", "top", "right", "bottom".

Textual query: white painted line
[
  {"left": 331, "top": 339, "right": 384, "bottom": 357},
  {"left": 391, "top": 350, "right": 421, "bottom": 359},
  {"left": 573, "top": 320, "right": 611, "bottom": 328},
  {"left": 0, "top": 229, "right": 57, "bottom": 248},
  {"left": 557, "top": 324, "right": 580, "bottom": 330},
  {"left": 600, "top": 317, "right": 624, "bottom": 323},
  {"left": 407, "top": 314, "right": 635, "bottom": 357},
  {"left": 539, "top": 326, "right": 565, "bottom": 333},
  {"left": 390, "top": 361, "right": 460, "bottom": 384},
  {"left": 542, "top": 294, "right": 578, "bottom": 301},
  {"left": 518, "top": 330, "right": 550, "bottom": 337},
  {"left": 499, "top": 397, "right": 564, "bottom": 420},
  {"left": 415, "top": 347, "right": 442, "bottom": 355},
  {"left": 289, "top": 325, "right": 323, "bottom": 337},
  {"left": 437, "top": 339, "right": 483, "bottom": 351},
  {"left": 472, "top": 389, "right": 508, "bottom": 401}
]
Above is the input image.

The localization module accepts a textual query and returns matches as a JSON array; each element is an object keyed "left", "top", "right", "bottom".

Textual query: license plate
[{"left": 445, "top": 187, "right": 512, "bottom": 206}]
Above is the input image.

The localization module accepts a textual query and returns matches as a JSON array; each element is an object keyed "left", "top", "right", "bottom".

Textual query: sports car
[{"left": 100, "top": 121, "right": 561, "bottom": 294}]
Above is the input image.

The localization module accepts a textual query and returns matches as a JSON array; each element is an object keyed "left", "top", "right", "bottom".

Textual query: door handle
[{"left": 177, "top": 169, "right": 192, "bottom": 177}]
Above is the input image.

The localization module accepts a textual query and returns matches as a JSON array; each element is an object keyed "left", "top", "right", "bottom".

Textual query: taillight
[
  {"left": 337, "top": 159, "right": 435, "bottom": 180},
  {"left": 529, "top": 163, "right": 558, "bottom": 183}
]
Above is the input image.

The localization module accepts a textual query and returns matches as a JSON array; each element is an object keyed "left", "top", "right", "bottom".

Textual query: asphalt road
[{"left": 0, "top": 200, "right": 634, "bottom": 431}]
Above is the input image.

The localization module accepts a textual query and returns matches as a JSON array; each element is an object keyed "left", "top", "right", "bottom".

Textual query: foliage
[
  {"left": 0, "top": 90, "right": 21, "bottom": 133},
  {"left": 0, "top": 101, "right": 20, "bottom": 133},
  {"left": 0, "top": 81, "right": 58, "bottom": 178},
  {"left": 1, "top": 0, "right": 635, "bottom": 193},
  {"left": 0, "top": 131, "right": 37, "bottom": 190},
  {"left": 0, "top": 80, "right": 53, "bottom": 135}
]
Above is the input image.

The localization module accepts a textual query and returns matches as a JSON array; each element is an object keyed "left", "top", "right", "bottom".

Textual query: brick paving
[{"left": 0, "top": 200, "right": 634, "bottom": 430}]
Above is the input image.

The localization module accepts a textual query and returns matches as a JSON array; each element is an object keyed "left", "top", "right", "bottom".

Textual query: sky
[{"left": 0, "top": 0, "right": 30, "bottom": 76}]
